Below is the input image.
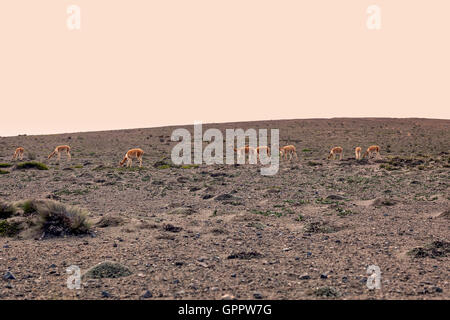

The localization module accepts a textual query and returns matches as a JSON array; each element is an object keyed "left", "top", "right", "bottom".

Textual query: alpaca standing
[
  {"left": 48, "top": 145, "right": 71, "bottom": 161},
  {"left": 328, "top": 146, "right": 343, "bottom": 160},
  {"left": 362, "top": 145, "right": 381, "bottom": 159},
  {"left": 119, "top": 148, "right": 144, "bottom": 167},
  {"left": 355, "top": 147, "right": 362, "bottom": 160},
  {"left": 12, "top": 147, "right": 25, "bottom": 161},
  {"left": 279, "top": 145, "right": 298, "bottom": 161}
]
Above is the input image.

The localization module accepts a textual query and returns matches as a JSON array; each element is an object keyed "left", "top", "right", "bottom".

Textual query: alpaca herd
[{"left": 10, "top": 144, "right": 381, "bottom": 168}]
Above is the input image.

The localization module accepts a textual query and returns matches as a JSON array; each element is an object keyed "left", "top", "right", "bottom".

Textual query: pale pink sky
[{"left": 0, "top": 1, "right": 449, "bottom": 136}]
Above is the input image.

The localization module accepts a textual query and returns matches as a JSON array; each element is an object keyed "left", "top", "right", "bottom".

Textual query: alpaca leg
[
  {"left": 139, "top": 157, "right": 143, "bottom": 167},
  {"left": 57, "top": 152, "right": 61, "bottom": 161},
  {"left": 67, "top": 151, "right": 71, "bottom": 161}
]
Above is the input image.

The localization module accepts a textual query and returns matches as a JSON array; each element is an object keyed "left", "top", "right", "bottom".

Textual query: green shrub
[
  {"left": 0, "top": 169, "right": 9, "bottom": 175},
  {"left": 0, "top": 200, "right": 16, "bottom": 219},
  {"left": 15, "top": 162, "right": 49, "bottom": 170},
  {"left": 0, "top": 220, "right": 20, "bottom": 237},
  {"left": 0, "top": 163, "right": 12, "bottom": 168},
  {"left": 36, "top": 200, "right": 91, "bottom": 236}
]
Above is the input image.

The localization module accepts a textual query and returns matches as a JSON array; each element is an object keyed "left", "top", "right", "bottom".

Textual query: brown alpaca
[
  {"left": 234, "top": 146, "right": 257, "bottom": 163},
  {"left": 328, "top": 146, "right": 343, "bottom": 160},
  {"left": 48, "top": 145, "right": 71, "bottom": 161},
  {"left": 279, "top": 145, "right": 298, "bottom": 161},
  {"left": 256, "top": 146, "right": 271, "bottom": 162},
  {"left": 355, "top": 147, "right": 362, "bottom": 160},
  {"left": 362, "top": 145, "right": 381, "bottom": 159},
  {"left": 119, "top": 148, "right": 144, "bottom": 167},
  {"left": 12, "top": 147, "right": 25, "bottom": 161}
]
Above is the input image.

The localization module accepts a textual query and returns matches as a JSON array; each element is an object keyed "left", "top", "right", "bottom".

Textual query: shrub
[
  {"left": 35, "top": 200, "right": 91, "bottom": 236},
  {"left": 16, "top": 199, "right": 91, "bottom": 237},
  {"left": 0, "top": 200, "right": 16, "bottom": 219},
  {"left": 15, "top": 162, "right": 49, "bottom": 170},
  {"left": 0, "top": 169, "right": 9, "bottom": 175},
  {"left": 0, "top": 220, "right": 21, "bottom": 237},
  {"left": 0, "top": 163, "right": 12, "bottom": 168}
]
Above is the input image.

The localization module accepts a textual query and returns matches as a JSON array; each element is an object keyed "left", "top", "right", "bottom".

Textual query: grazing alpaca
[
  {"left": 12, "top": 147, "right": 25, "bottom": 161},
  {"left": 234, "top": 146, "right": 257, "bottom": 163},
  {"left": 328, "top": 146, "right": 343, "bottom": 160},
  {"left": 48, "top": 145, "right": 71, "bottom": 161},
  {"left": 355, "top": 147, "right": 362, "bottom": 160},
  {"left": 362, "top": 145, "right": 381, "bottom": 159},
  {"left": 119, "top": 148, "right": 144, "bottom": 167},
  {"left": 279, "top": 145, "right": 298, "bottom": 161},
  {"left": 256, "top": 146, "right": 271, "bottom": 162}
]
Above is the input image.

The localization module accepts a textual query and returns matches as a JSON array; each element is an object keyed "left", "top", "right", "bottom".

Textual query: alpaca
[
  {"left": 256, "top": 146, "right": 271, "bottom": 162},
  {"left": 328, "top": 146, "right": 343, "bottom": 160},
  {"left": 48, "top": 145, "right": 71, "bottom": 161},
  {"left": 279, "top": 145, "right": 298, "bottom": 161},
  {"left": 12, "top": 147, "right": 25, "bottom": 161},
  {"left": 362, "top": 145, "right": 381, "bottom": 159},
  {"left": 355, "top": 147, "right": 362, "bottom": 160},
  {"left": 234, "top": 146, "right": 257, "bottom": 163},
  {"left": 119, "top": 148, "right": 144, "bottom": 167}
]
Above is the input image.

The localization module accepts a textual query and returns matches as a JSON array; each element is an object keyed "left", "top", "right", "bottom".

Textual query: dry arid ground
[{"left": 0, "top": 118, "right": 449, "bottom": 300}]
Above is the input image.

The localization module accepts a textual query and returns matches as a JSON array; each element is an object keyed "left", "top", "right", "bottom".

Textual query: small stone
[
  {"left": 221, "top": 294, "right": 235, "bottom": 300},
  {"left": 211, "top": 287, "right": 219, "bottom": 292},
  {"left": 320, "top": 274, "right": 328, "bottom": 279},
  {"left": 3, "top": 271, "right": 16, "bottom": 281},
  {"left": 101, "top": 291, "right": 111, "bottom": 298},
  {"left": 231, "top": 273, "right": 236, "bottom": 278},
  {"left": 434, "top": 287, "right": 443, "bottom": 293},
  {"left": 141, "top": 290, "right": 153, "bottom": 298},
  {"left": 300, "top": 274, "right": 311, "bottom": 280},
  {"left": 253, "top": 292, "right": 263, "bottom": 299}
]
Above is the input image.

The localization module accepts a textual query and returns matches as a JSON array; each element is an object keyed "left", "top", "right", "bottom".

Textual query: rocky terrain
[{"left": 0, "top": 118, "right": 449, "bottom": 300}]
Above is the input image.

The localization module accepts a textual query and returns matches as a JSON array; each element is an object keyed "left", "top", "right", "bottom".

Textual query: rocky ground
[{"left": 0, "top": 118, "right": 449, "bottom": 300}]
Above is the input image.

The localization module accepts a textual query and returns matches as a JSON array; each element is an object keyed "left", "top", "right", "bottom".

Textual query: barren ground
[{"left": 0, "top": 118, "right": 449, "bottom": 300}]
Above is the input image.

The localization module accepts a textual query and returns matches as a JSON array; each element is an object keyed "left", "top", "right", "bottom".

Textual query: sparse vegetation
[
  {"left": 15, "top": 161, "right": 49, "bottom": 170},
  {"left": 0, "top": 200, "right": 17, "bottom": 219}
]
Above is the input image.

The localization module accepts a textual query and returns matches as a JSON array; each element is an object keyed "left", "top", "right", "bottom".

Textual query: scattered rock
[
  {"left": 162, "top": 224, "right": 182, "bottom": 233},
  {"left": 314, "top": 286, "right": 340, "bottom": 298},
  {"left": 141, "top": 290, "right": 153, "bottom": 299},
  {"left": 253, "top": 292, "right": 263, "bottom": 299},
  {"left": 2, "top": 271, "right": 16, "bottom": 281},
  {"left": 227, "top": 251, "right": 263, "bottom": 260}
]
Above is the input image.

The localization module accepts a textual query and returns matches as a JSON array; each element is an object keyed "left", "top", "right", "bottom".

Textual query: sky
[{"left": 0, "top": 0, "right": 449, "bottom": 137}]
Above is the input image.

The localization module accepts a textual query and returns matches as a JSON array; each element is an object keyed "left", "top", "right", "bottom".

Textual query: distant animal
[
  {"left": 234, "top": 146, "right": 257, "bottom": 163},
  {"left": 328, "top": 146, "right": 343, "bottom": 160},
  {"left": 355, "top": 147, "right": 362, "bottom": 160},
  {"left": 48, "top": 145, "right": 71, "bottom": 161},
  {"left": 12, "top": 147, "right": 25, "bottom": 161},
  {"left": 279, "top": 145, "right": 298, "bottom": 161},
  {"left": 119, "top": 148, "right": 144, "bottom": 167},
  {"left": 256, "top": 146, "right": 271, "bottom": 162},
  {"left": 362, "top": 145, "right": 381, "bottom": 159}
]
